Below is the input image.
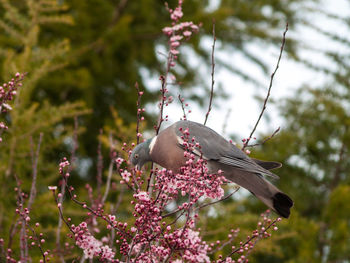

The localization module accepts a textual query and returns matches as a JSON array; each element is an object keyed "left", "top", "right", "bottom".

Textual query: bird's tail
[
  {"left": 256, "top": 189, "right": 293, "bottom": 218},
  {"left": 221, "top": 168, "right": 294, "bottom": 218}
]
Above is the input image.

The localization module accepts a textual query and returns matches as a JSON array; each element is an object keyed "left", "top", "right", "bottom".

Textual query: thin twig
[
  {"left": 7, "top": 216, "right": 19, "bottom": 250},
  {"left": 15, "top": 175, "right": 47, "bottom": 263},
  {"left": 208, "top": 228, "right": 239, "bottom": 255},
  {"left": 155, "top": 51, "right": 172, "bottom": 135},
  {"left": 195, "top": 186, "right": 240, "bottom": 212},
  {"left": 58, "top": 164, "right": 132, "bottom": 238},
  {"left": 161, "top": 187, "right": 239, "bottom": 218},
  {"left": 102, "top": 159, "right": 114, "bottom": 204},
  {"left": 96, "top": 129, "right": 103, "bottom": 199},
  {"left": 224, "top": 218, "right": 278, "bottom": 260},
  {"left": 102, "top": 133, "right": 115, "bottom": 204},
  {"left": 56, "top": 117, "right": 79, "bottom": 262},
  {"left": 178, "top": 94, "right": 187, "bottom": 120},
  {"left": 135, "top": 82, "right": 143, "bottom": 144},
  {"left": 204, "top": 19, "right": 216, "bottom": 126},
  {"left": 245, "top": 127, "right": 280, "bottom": 148},
  {"left": 27, "top": 133, "right": 43, "bottom": 211},
  {"left": 242, "top": 23, "right": 288, "bottom": 151},
  {"left": 221, "top": 108, "right": 232, "bottom": 136}
]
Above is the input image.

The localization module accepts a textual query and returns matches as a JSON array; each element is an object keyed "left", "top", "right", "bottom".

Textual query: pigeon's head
[{"left": 131, "top": 139, "right": 152, "bottom": 170}]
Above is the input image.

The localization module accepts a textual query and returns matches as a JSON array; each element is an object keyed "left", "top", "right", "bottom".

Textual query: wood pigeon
[{"left": 131, "top": 120, "right": 293, "bottom": 218}]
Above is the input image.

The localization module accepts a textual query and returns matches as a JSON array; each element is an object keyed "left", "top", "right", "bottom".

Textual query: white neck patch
[{"left": 149, "top": 136, "right": 158, "bottom": 154}]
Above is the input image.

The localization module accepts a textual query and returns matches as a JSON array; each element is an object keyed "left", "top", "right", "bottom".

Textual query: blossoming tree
[{"left": 0, "top": 1, "right": 285, "bottom": 262}]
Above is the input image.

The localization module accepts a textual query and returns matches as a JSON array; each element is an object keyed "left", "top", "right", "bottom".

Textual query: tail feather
[
  {"left": 252, "top": 158, "right": 282, "bottom": 170},
  {"left": 210, "top": 163, "right": 294, "bottom": 218},
  {"left": 272, "top": 192, "right": 293, "bottom": 218}
]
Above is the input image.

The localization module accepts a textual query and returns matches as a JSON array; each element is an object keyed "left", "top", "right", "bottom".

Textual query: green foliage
[{"left": 0, "top": 0, "right": 88, "bottom": 260}]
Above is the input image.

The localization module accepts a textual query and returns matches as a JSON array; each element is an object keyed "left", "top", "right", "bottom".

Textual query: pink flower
[
  {"left": 170, "top": 49, "right": 180, "bottom": 55},
  {"left": 135, "top": 191, "right": 150, "bottom": 202},
  {"left": 170, "top": 7, "right": 183, "bottom": 21},
  {"left": 170, "top": 35, "right": 183, "bottom": 42},
  {"left": 191, "top": 24, "right": 199, "bottom": 31},
  {"left": 72, "top": 222, "right": 115, "bottom": 260},
  {"left": 183, "top": 30, "right": 192, "bottom": 37},
  {"left": 162, "top": 27, "right": 173, "bottom": 35},
  {"left": 171, "top": 41, "right": 180, "bottom": 48},
  {"left": 121, "top": 170, "right": 131, "bottom": 182},
  {"left": 115, "top": 157, "right": 124, "bottom": 166}
]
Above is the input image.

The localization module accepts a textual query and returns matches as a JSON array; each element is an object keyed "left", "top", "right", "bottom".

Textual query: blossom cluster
[
  {"left": 162, "top": 0, "right": 200, "bottom": 68},
  {"left": 158, "top": 127, "right": 226, "bottom": 200},
  {"left": 38, "top": 0, "right": 282, "bottom": 261},
  {"left": 0, "top": 72, "right": 25, "bottom": 142},
  {"left": 72, "top": 222, "right": 115, "bottom": 261},
  {"left": 107, "top": 126, "right": 227, "bottom": 262}
]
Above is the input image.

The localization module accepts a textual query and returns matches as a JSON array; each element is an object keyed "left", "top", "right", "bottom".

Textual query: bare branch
[
  {"left": 224, "top": 218, "right": 278, "bottom": 260},
  {"left": 135, "top": 82, "right": 143, "bottom": 144},
  {"left": 242, "top": 23, "right": 288, "bottom": 150},
  {"left": 155, "top": 51, "right": 173, "bottom": 134},
  {"left": 204, "top": 19, "right": 216, "bottom": 126},
  {"left": 178, "top": 94, "right": 187, "bottom": 120},
  {"left": 27, "top": 133, "right": 43, "bottom": 211},
  {"left": 245, "top": 127, "right": 280, "bottom": 148},
  {"left": 96, "top": 129, "right": 104, "bottom": 199},
  {"left": 102, "top": 133, "right": 116, "bottom": 204},
  {"left": 56, "top": 116, "right": 79, "bottom": 262},
  {"left": 195, "top": 186, "right": 240, "bottom": 212},
  {"left": 221, "top": 108, "right": 232, "bottom": 136}
]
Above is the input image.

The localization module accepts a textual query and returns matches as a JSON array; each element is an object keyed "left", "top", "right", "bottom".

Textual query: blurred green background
[{"left": 0, "top": 0, "right": 349, "bottom": 262}]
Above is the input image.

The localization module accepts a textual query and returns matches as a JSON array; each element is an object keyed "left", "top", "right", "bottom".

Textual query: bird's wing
[{"left": 174, "top": 120, "right": 279, "bottom": 179}]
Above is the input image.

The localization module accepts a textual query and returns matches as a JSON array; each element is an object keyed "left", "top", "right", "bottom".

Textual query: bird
[{"left": 131, "top": 120, "right": 293, "bottom": 218}]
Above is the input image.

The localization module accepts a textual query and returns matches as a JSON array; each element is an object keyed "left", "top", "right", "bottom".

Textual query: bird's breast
[{"left": 150, "top": 126, "right": 187, "bottom": 173}]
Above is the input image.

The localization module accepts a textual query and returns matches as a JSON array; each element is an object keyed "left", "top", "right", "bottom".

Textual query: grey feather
[{"left": 174, "top": 120, "right": 279, "bottom": 179}]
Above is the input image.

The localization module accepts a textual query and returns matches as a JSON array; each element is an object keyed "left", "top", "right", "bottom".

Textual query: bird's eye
[{"left": 134, "top": 154, "right": 139, "bottom": 159}]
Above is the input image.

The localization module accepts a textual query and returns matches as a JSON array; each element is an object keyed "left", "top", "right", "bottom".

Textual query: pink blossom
[
  {"left": 183, "top": 30, "right": 192, "bottom": 37},
  {"left": 162, "top": 27, "right": 173, "bottom": 34},
  {"left": 115, "top": 157, "right": 124, "bottom": 165},
  {"left": 134, "top": 191, "right": 150, "bottom": 202},
  {"left": 170, "top": 49, "right": 180, "bottom": 55},
  {"left": 170, "top": 35, "right": 183, "bottom": 42},
  {"left": 72, "top": 222, "right": 115, "bottom": 260},
  {"left": 171, "top": 41, "right": 181, "bottom": 48},
  {"left": 171, "top": 7, "right": 183, "bottom": 21},
  {"left": 121, "top": 170, "right": 131, "bottom": 182},
  {"left": 2, "top": 103, "right": 12, "bottom": 110},
  {"left": 191, "top": 24, "right": 199, "bottom": 31}
]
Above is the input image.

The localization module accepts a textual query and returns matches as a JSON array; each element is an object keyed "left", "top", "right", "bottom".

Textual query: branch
[
  {"left": 242, "top": 23, "right": 288, "bottom": 150},
  {"left": 135, "top": 82, "right": 143, "bottom": 144},
  {"left": 221, "top": 108, "right": 232, "bottom": 136},
  {"left": 102, "top": 133, "right": 116, "bottom": 204},
  {"left": 96, "top": 129, "right": 103, "bottom": 199},
  {"left": 178, "top": 94, "right": 187, "bottom": 120},
  {"left": 27, "top": 133, "right": 43, "bottom": 211},
  {"left": 224, "top": 218, "right": 278, "bottom": 260},
  {"left": 245, "top": 127, "right": 280, "bottom": 148},
  {"left": 56, "top": 117, "right": 78, "bottom": 262},
  {"left": 195, "top": 186, "right": 240, "bottom": 212},
  {"left": 204, "top": 19, "right": 216, "bottom": 126}
]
